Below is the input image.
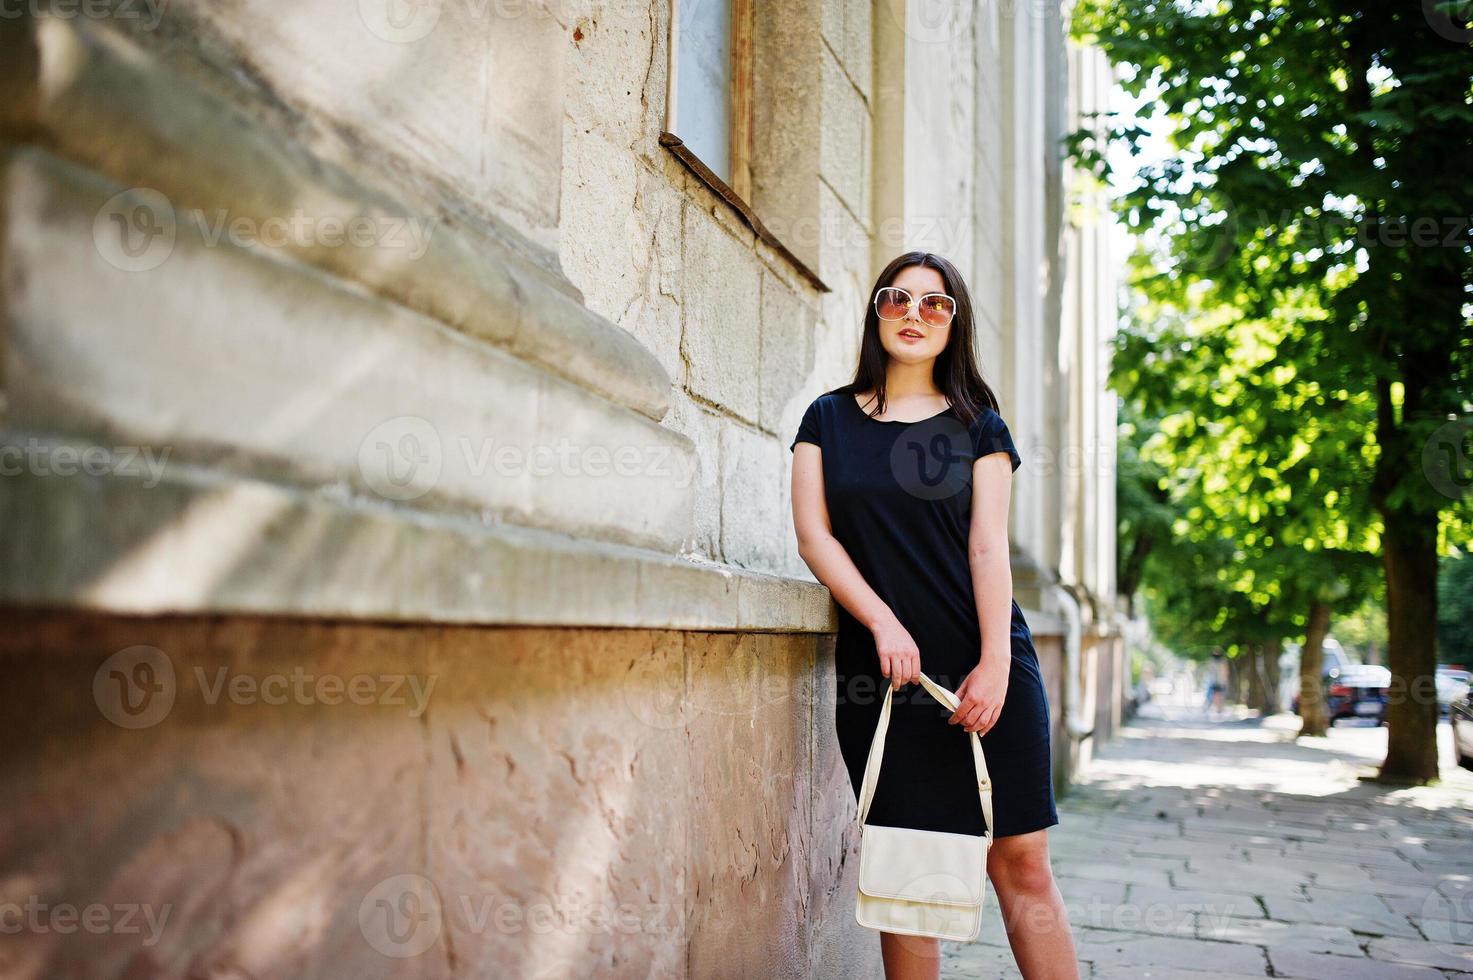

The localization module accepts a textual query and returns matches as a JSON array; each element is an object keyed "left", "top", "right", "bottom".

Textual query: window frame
[{"left": 662, "top": 0, "right": 828, "bottom": 292}]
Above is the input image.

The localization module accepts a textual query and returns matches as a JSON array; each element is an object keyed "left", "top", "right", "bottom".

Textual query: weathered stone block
[
  {"left": 679, "top": 210, "right": 762, "bottom": 423},
  {"left": 0, "top": 151, "right": 695, "bottom": 554}
]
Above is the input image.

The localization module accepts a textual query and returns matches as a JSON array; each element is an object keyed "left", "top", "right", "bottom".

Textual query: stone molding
[
  {"left": 0, "top": 13, "right": 673, "bottom": 422},
  {"left": 0, "top": 443, "right": 838, "bottom": 632}
]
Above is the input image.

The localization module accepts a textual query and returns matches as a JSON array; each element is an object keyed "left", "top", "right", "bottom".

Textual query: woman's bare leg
[
  {"left": 988, "top": 829, "right": 1080, "bottom": 978},
  {"left": 879, "top": 932, "right": 940, "bottom": 979}
]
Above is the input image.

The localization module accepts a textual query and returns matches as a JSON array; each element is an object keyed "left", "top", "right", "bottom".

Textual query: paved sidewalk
[{"left": 945, "top": 701, "right": 1473, "bottom": 978}]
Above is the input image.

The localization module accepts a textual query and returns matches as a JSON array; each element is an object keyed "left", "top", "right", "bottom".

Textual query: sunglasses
[{"left": 874, "top": 286, "right": 957, "bottom": 328}]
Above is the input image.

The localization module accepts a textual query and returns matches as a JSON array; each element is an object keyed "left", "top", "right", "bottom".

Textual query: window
[
  {"left": 662, "top": 0, "right": 826, "bottom": 291},
  {"left": 668, "top": 0, "right": 751, "bottom": 198}
]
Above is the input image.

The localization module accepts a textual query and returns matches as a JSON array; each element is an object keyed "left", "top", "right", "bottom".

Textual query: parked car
[
  {"left": 1324, "top": 664, "right": 1392, "bottom": 725},
  {"left": 1436, "top": 667, "right": 1471, "bottom": 717},
  {"left": 1453, "top": 687, "right": 1473, "bottom": 770},
  {"left": 1293, "top": 662, "right": 1390, "bottom": 725}
]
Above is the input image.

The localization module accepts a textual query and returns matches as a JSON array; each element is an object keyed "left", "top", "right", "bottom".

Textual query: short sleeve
[
  {"left": 971, "top": 409, "right": 1021, "bottom": 472},
  {"left": 790, "top": 397, "right": 822, "bottom": 452}
]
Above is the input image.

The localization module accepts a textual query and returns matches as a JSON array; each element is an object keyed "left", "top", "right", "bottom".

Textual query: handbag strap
[{"left": 856, "top": 671, "right": 994, "bottom": 839}]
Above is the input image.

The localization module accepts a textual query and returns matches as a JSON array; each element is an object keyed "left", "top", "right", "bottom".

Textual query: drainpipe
[{"left": 1051, "top": 583, "right": 1094, "bottom": 740}]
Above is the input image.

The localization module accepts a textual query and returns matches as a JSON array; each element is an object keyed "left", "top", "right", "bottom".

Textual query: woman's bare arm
[
  {"left": 791, "top": 442, "right": 920, "bottom": 689},
  {"left": 950, "top": 452, "right": 1015, "bottom": 734},
  {"left": 967, "top": 453, "right": 1015, "bottom": 669}
]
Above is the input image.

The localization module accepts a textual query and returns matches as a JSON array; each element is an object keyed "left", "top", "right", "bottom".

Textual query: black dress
[{"left": 791, "top": 389, "right": 1059, "bottom": 838}]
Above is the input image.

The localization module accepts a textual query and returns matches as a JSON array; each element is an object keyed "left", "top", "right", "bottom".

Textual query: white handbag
[{"left": 854, "top": 670, "right": 993, "bottom": 942}]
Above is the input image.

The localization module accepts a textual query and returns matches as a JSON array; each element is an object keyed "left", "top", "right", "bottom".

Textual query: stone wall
[
  {"left": 1, "top": 611, "right": 875, "bottom": 978},
  {"left": 0, "top": 0, "right": 1124, "bottom": 975}
]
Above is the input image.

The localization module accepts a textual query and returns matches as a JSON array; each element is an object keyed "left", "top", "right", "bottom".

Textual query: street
[{"left": 947, "top": 698, "right": 1473, "bottom": 978}]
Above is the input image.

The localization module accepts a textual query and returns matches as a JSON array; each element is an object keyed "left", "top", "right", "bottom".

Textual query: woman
[{"left": 789, "top": 251, "right": 1080, "bottom": 979}]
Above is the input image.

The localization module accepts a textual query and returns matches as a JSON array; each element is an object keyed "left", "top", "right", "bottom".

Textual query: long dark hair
[{"left": 832, "top": 251, "right": 1003, "bottom": 429}]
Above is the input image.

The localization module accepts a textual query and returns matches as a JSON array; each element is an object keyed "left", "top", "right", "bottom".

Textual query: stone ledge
[
  {"left": 0, "top": 459, "right": 838, "bottom": 633},
  {"left": 0, "top": 148, "right": 697, "bottom": 554},
  {"left": 0, "top": 435, "right": 1057, "bottom": 638},
  {"left": 0, "top": 12, "right": 673, "bottom": 421}
]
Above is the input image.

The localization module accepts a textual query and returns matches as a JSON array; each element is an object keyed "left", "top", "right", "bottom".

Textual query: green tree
[
  {"left": 1116, "top": 401, "right": 1177, "bottom": 619},
  {"left": 1072, "top": 0, "right": 1473, "bottom": 782},
  {"left": 1111, "top": 276, "right": 1381, "bottom": 731}
]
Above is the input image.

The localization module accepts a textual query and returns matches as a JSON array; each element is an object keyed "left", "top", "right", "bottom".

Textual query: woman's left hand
[{"left": 950, "top": 654, "right": 1009, "bottom": 735}]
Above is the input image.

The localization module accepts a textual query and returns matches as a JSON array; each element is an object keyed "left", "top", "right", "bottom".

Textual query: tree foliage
[{"left": 1071, "top": 0, "right": 1473, "bottom": 779}]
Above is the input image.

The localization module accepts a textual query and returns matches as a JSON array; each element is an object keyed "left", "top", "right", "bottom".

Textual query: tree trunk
[
  {"left": 1344, "top": 0, "right": 1449, "bottom": 784},
  {"left": 1379, "top": 507, "right": 1441, "bottom": 782},
  {"left": 1244, "top": 643, "right": 1265, "bottom": 710},
  {"left": 1370, "top": 368, "right": 1443, "bottom": 783},
  {"left": 1299, "top": 600, "right": 1331, "bottom": 737},
  {"left": 1262, "top": 636, "right": 1283, "bottom": 715}
]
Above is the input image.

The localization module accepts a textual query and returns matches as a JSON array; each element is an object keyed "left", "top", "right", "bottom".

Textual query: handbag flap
[{"left": 857, "top": 823, "right": 988, "bottom": 906}]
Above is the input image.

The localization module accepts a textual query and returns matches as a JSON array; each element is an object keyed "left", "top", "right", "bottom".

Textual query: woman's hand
[
  {"left": 950, "top": 653, "right": 1010, "bottom": 734},
  {"left": 872, "top": 616, "right": 921, "bottom": 690}
]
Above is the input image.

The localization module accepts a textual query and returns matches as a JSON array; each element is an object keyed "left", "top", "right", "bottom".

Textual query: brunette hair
[{"left": 833, "top": 251, "right": 1003, "bottom": 429}]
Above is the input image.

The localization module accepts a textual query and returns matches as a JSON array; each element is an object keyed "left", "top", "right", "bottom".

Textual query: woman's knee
[{"left": 990, "top": 841, "right": 1056, "bottom": 898}]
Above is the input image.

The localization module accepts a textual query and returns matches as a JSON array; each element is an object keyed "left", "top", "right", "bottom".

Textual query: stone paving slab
[
  {"left": 1055, "top": 876, "right": 1129, "bottom": 908},
  {"left": 1125, "top": 883, "right": 1265, "bottom": 919},
  {"left": 939, "top": 942, "right": 1027, "bottom": 979},
  {"left": 1417, "top": 914, "right": 1473, "bottom": 948},
  {"left": 1170, "top": 864, "right": 1313, "bottom": 895},
  {"left": 1086, "top": 968, "right": 1269, "bottom": 980},
  {"left": 1369, "top": 936, "right": 1473, "bottom": 972},
  {"left": 1268, "top": 947, "right": 1446, "bottom": 979},
  {"left": 1072, "top": 926, "right": 1270, "bottom": 974},
  {"left": 1053, "top": 862, "right": 1175, "bottom": 888},
  {"left": 946, "top": 701, "right": 1473, "bottom": 977},
  {"left": 1194, "top": 912, "right": 1361, "bottom": 955},
  {"left": 1131, "top": 837, "right": 1281, "bottom": 861},
  {"left": 1384, "top": 887, "right": 1473, "bottom": 920},
  {"left": 1286, "top": 839, "right": 1431, "bottom": 870},
  {"left": 1068, "top": 900, "right": 1199, "bottom": 940},
  {"left": 1262, "top": 890, "right": 1423, "bottom": 937}
]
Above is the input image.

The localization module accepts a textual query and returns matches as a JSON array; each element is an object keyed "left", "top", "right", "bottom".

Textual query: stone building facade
[{"left": 0, "top": 1, "right": 1121, "bottom": 976}]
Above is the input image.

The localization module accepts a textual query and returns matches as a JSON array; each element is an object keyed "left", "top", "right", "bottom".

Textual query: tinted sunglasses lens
[
  {"left": 920, "top": 295, "right": 955, "bottom": 326},
  {"left": 875, "top": 288, "right": 909, "bottom": 320}
]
